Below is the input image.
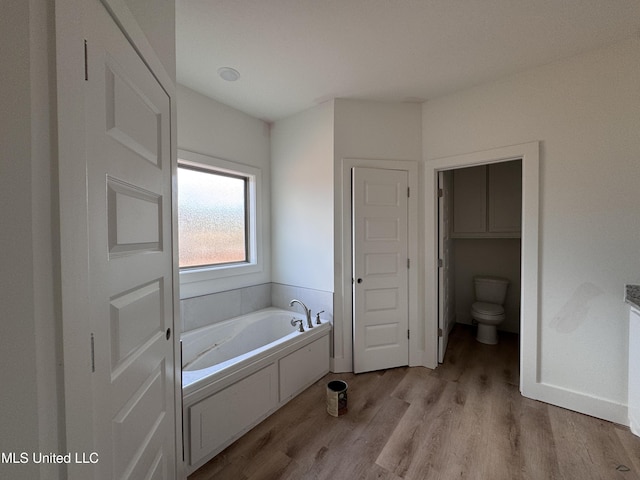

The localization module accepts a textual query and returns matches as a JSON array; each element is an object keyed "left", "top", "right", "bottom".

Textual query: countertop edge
[{"left": 625, "top": 284, "right": 640, "bottom": 310}]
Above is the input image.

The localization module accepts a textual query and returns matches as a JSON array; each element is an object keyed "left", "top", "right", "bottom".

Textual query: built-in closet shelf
[{"left": 452, "top": 161, "right": 522, "bottom": 238}]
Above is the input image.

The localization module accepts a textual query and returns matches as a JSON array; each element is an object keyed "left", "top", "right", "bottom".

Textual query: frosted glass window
[{"left": 178, "top": 166, "right": 248, "bottom": 268}]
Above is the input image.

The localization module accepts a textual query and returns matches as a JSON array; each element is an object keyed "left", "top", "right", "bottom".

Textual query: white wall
[
  {"left": 270, "top": 101, "right": 335, "bottom": 292},
  {"left": 333, "top": 99, "right": 423, "bottom": 371},
  {"left": 123, "top": 0, "right": 176, "bottom": 80},
  {"left": 270, "top": 99, "right": 423, "bottom": 372},
  {"left": 177, "top": 84, "right": 271, "bottom": 296},
  {"left": 177, "top": 85, "right": 271, "bottom": 171},
  {"left": 1, "top": 1, "right": 62, "bottom": 478},
  {"left": 423, "top": 38, "right": 640, "bottom": 422},
  {"left": 334, "top": 100, "right": 423, "bottom": 161}
]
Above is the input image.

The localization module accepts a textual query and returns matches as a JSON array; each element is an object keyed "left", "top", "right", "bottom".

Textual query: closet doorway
[
  {"left": 425, "top": 142, "right": 539, "bottom": 398},
  {"left": 437, "top": 160, "right": 522, "bottom": 363}
]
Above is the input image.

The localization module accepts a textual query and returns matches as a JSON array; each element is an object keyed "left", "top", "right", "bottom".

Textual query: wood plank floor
[{"left": 189, "top": 324, "right": 640, "bottom": 480}]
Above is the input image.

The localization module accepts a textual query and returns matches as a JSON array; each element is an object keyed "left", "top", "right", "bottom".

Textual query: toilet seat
[
  {"left": 471, "top": 302, "right": 505, "bottom": 323},
  {"left": 471, "top": 302, "right": 504, "bottom": 316}
]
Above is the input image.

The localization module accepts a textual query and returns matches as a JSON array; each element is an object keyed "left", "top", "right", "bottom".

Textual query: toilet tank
[{"left": 474, "top": 276, "right": 509, "bottom": 304}]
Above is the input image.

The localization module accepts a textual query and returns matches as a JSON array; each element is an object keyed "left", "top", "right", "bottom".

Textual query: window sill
[{"left": 179, "top": 261, "right": 263, "bottom": 299}]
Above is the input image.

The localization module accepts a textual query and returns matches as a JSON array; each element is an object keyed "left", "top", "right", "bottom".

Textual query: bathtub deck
[{"left": 188, "top": 324, "right": 640, "bottom": 480}]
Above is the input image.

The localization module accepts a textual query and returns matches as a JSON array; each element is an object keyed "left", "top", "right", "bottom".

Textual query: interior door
[
  {"left": 84, "top": 1, "right": 176, "bottom": 477},
  {"left": 438, "top": 171, "right": 454, "bottom": 363},
  {"left": 352, "top": 167, "right": 409, "bottom": 374}
]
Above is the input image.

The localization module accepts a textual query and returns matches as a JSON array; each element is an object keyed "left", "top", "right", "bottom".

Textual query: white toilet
[{"left": 471, "top": 276, "right": 509, "bottom": 345}]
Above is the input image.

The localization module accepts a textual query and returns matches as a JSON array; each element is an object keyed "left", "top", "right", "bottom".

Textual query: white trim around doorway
[
  {"left": 335, "top": 158, "right": 421, "bottom": 373},
  {"left": 424, "top": 142, "right": 539, "bottom": 397}
]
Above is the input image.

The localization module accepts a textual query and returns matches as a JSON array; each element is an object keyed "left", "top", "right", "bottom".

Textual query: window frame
[
  {"left": 178, "top": 163, "right": 250, "bottom": 268},
  {"left": 177, "top": 149, "right": 263, "bottom": 294}
]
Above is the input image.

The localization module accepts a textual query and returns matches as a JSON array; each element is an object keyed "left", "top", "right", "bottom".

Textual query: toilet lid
[{"left": 472, "top": 302, "right": 504, "bottom": 316}]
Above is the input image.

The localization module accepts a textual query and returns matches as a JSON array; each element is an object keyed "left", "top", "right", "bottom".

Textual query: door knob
[{"left": 357, "top": 278, "right": 363, "bottom": 284}]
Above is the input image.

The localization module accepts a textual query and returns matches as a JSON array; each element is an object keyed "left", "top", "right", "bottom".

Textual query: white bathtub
[{"left": 181, "top": 307, "right": 331, "bottom": 472}]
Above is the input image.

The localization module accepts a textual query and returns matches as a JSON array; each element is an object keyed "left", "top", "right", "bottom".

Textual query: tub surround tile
[
  {"left": 181, "top": 288, "right": 242, "bottom": 332},
  {"left": 240, "top": 283, "right": 271, "bottom": 315},
  {"left": 181, "top": 282, "right": 333, "bottom": 333},
  {"left": 212, "top": 289, "right": 243, "bottom": 322},
  {"left": 272, "top": 283, "right": 334, "bottom": 320},
  {"left": 625, "top": 284, "right": 640, "bottom": 310},
  {"left": 270, "top": 283, "right": 292, "bottom": 311}
]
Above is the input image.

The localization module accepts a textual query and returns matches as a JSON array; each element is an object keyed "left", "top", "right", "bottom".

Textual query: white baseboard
[
  {"left": 629, "top": 410, "right": 640, "bottom": 437},
  {"left": 522, "top": 381, "right": 628, "bottom": 426},
  {"left": 330, "top": 356, "right": 352, "bottom": 373}
]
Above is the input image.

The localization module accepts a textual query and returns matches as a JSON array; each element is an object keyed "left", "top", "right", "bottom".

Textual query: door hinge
[
  {"left": 438, "top": 328, "right": 443, "bottom": 337},
  {"left": 438, "top": 258, "right": 443, "bottom": 268},
  {"left": 407, "top": 258, "right": 410, "bottom": 269},
  {"left": 84, "top": 39, "right": 88, "bottom": 81},
  {"left": 90, "top": 333, "right": 95, "bottom": 372},
  {"left": 438, "top": 188, "right": 443, "bottom": 198},
  {"left": 407, "top": 187, "right": 410, "bottom": 198},
  {"left": 407, "top": 329, "right": 410, "bottom": 339}
]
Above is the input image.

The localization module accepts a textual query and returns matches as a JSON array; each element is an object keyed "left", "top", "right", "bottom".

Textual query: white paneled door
[
  {"left": 438, "top": 171, "right": 454, "bottom": 363},
  {"left": 352, "top": 167, "right": 409, "bottom": 374},
  {"left": 84, "top": 1, "right": 176, "bottom": 478}
]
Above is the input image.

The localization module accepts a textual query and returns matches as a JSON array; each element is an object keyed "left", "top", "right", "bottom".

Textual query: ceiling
[{"left": 176, "top": 0, "right": 640, "bottom": 123}]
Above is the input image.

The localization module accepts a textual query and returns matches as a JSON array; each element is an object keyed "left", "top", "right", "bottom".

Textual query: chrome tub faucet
[
  {"left": 289, "top": 299, "right": 313, "bottom": 329},
  {"left": 290, "top": 317, "right": 304, "bottom": 332}
]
